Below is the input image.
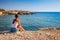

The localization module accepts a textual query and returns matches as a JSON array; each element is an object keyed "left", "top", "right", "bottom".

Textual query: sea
[{"left": 0, "top": 12, "right": 60, "bottom": 31}]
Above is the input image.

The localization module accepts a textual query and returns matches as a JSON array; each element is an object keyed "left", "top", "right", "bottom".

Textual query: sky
[{"left": 0, "top": 0, "right": 60, "bottom": 12}]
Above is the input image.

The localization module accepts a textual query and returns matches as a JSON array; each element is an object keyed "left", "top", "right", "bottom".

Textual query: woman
[{"left": 11, "top": 14, "right": 24, "bottom": 32}]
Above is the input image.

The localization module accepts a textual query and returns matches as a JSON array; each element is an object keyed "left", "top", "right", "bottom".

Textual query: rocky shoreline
[
  {"left": 0, "top": 28, "right": 60, "bottom": 40},
  {"left": 0, "top": 10, "right": 31, "bottom": 15}
]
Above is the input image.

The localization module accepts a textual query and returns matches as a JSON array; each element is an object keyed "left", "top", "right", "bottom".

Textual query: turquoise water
[{"left": 0, "top": 12, "right": 60, "bottom": 31}]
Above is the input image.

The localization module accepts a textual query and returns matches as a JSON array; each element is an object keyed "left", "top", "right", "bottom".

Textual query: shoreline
[{"left": 0, "top": 28, "right": 60, "bottom": 40}]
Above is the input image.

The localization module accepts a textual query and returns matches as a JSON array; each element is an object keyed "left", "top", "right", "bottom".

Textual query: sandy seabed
[{"left": 0, "top": 29, "right": 60, "bottom": 40}]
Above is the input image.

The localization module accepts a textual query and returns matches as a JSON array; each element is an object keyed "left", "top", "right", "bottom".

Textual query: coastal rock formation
[
  {"left": 0, "top": 9, "right": 5, "bottom": 15},
  {"left": 0, "top": 12, "right": 2, "bottom": 15},
  {"left": 0, "top": 9, "right": 31, "bottom": 15},
  {"left": 18, "top": 11, "right": 31, "bottom": 15}
]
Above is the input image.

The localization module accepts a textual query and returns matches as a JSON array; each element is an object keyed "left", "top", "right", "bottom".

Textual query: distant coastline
[{"left": 0, "top": 9, "right": 31, "bottom": 15}]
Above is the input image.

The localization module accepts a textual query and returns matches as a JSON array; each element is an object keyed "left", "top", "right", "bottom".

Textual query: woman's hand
[{"left": 17, "top": 25, "right": 24, "bottom": 32}]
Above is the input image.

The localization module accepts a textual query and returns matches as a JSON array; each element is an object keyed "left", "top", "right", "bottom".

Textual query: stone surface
[{"left": 0, "top": 29, "right": 60, "bottom": 40}]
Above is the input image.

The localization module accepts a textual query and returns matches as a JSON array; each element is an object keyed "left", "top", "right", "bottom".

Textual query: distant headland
[{"left": 0, "top": 9, "right": 31, "bottom": 15}]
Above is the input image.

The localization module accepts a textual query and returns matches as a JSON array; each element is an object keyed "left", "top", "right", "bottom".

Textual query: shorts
[{"left": 10, "top": 28, "right": 17, "bottom": 32}]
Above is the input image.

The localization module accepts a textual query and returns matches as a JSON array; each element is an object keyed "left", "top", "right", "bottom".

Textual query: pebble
[{"left": 0, "top": 30, "right": 60, "bottom": 40}]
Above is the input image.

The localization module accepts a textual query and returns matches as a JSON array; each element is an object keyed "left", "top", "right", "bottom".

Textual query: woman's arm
[{"left": 17, "top": 19, "right": 24, "bottom": 31}]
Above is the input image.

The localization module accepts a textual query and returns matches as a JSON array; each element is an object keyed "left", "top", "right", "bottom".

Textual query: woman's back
[{"left": 12, "top": 21, "right": 18, "bottom": 28}]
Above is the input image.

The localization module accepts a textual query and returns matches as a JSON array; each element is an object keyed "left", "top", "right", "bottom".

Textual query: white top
[{"left": 12, "top": 21, "right": 18, "bottom": 28}]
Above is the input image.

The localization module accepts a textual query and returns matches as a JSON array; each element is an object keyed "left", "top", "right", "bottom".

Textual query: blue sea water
[{"left": 0, "top": 12, "right": 60, "bottom": 31}]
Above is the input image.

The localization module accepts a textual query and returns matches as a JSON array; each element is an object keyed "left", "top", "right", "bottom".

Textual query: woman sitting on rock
[{"left": 11, "top": 14, "right": 24, "bottom": 32}]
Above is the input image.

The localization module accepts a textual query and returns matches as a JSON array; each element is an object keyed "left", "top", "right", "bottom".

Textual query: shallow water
[{"left": 0, "top": 12, "right": 60, "bottom": 31}]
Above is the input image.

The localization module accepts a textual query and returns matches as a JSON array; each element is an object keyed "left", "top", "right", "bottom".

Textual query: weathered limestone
[
  {"left": 0, "top": 10, "right": 31, "bottom": 15},
  {"left": 0, "top": 12, "right": 2, "bottom": 15}
]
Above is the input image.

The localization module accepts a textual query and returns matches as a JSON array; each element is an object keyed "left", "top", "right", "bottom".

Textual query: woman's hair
[
  {"left": 13, "top": 14, "right": 18, "bottom": 24},
  {"left": 15, "top": 14, "right": 18, "bottom": 18}
]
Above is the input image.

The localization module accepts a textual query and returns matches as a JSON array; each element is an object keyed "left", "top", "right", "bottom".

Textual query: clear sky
[{"left": 0, "top": 0, "right": 60, "bottom": 12}]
